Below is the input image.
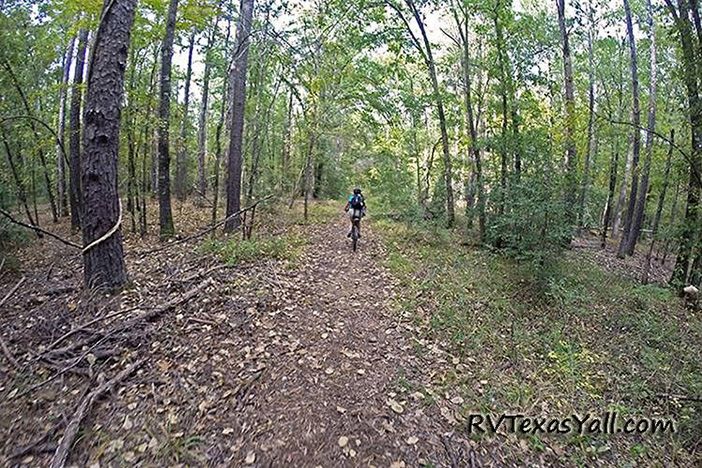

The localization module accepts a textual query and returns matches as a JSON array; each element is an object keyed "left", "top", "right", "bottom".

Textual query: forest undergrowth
[{"left": 373, "top": 214, "right": 702, "bottom": 466}]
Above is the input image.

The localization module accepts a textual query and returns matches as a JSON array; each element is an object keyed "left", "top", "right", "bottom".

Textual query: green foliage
[{"left": 376, "top": 215, "right": 702, "bottom": 462}]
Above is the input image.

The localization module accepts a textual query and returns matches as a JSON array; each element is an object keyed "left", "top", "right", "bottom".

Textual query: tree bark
[
  {"left": 69, "top": 29, "right": 88, "bottom": 230},
  {"left": 625, "top": 0, "right": 657, "bottom": 255},
  {"left": 197, "top": 22, "right": 218, "bottom": 198},
  {"left": 224, "top": 0, "right": 255, "bottom": 232},
  {"left": 57, "top": 37, "right": 75, "bottom": 217},
  {"left": 617, "top": 0, "right": 643, "bottom": 258},
  {"left": 557, "top": 0, "right": 578, "bottom": 231},
  {"left": 454, "top": 5, "right": 485, "bottom": 239},
  {"left": 157, "top": 0, "right": 178, "bottom": 239},
  {"left": 642, "top": 130, "right": 674, "bottom": 283},
  {"left": 81, "top": 0, "right": 136, "bottom": 290},
  {"left": 666, "top": 0, "right": 702, "bottom": 289},
  {"left": 175, "top": 31, "right": 196, "bottom": 201},
  {"left": 579, "top": 0, "right": 596, "bottom": 228}
]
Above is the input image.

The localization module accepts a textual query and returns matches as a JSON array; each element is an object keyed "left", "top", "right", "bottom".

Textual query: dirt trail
[{"left": 223, "top": 214, "right": 470, "bottom": 466}]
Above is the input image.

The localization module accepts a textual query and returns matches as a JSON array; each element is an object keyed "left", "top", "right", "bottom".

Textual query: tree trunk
[
  {"left": 666, "top": 0, "right": 702, "bottom": 289},
  {"left": 601, "top": 140, "right": 620, "bottom": 248},
  {"left": 197, "top": 22, "right": 217, "bottom": 198},
  {"left": 281, "top": 87, "right": 293, "bottom": 192},
  {"left": 175, "top": 31, "right": 196, "bottom": 202},
  {"left": 57, "top": 37, "right": 75, "bottom": 217},
  {"left": 407, "top": 0, "right": 454, "bottom": 227},
  {"left": 557, "top": 0, "right": 578, "bottom": 230},
  {"left": 454, "top": 6, "right": 485, "bottom": 240},
  {"left": 642, "top": 130, "right": 674, "bottom": 283},
  {"left": 1, "top": 59, "right": 59, "bottom": 223},
  {"left": 81, "top": 0, "right": 136, "bottom": 290},
  {"left": 2, "top": 136, "right": 39, "bottom": 229},
  {"left": 157, "top": 0, "right": 178, "bottom": 239},
  {"left": 224, "top": 0, "right": 255, "bottom": 232},
  {"left": 579, "top": 0, "right": 596, "bottom": 228},
  {"left": 626, "top": 0, "right": 657, "bottom": 255},
  {"left": 211, "top": 16, "right": 232, "bottom": 227},
  {"left": 69, "top": 29, "right": 88, "bottom": 230},
  {"left": 617, "top": 0, "right": 643, "bottom": 258}
]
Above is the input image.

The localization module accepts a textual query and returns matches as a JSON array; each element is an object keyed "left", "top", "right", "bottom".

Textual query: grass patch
[
  {"left": 201, "top": 233, "right": 304, "bottom": 266},
  {"left": 373, "top": 217, "right": 702, "bottom": 465}
]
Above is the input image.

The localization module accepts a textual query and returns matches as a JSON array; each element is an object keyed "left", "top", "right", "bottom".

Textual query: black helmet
[{"left": 353, "top": 188, "right": 362, "bottom": 194}]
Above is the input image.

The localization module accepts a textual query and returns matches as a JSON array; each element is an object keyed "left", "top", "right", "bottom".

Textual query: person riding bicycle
[{"left": 344, "top": 188, "right": 366, "bottom": 238}]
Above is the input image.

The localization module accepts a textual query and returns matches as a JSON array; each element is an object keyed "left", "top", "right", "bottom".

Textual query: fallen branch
[
  {"left": 42, "top": 279, "right": 212, "bottom": 360},
  {"left": 0, "top": 276, "right": 25, "bottom": 369},
  {"left": 0, "top": 208, "right": 81, "bottom": 249},
  {"left": 136, "top": 195, "right": 273, "bottom": 255},
  {"left": 41, "top": 305, "right": 141, "bottom": 356},
  {"left": 11, "top": 421, "right": 62, "bottom": 459},
  {"left": 49, "top": 358, "right": 145, "bottom": 468}
]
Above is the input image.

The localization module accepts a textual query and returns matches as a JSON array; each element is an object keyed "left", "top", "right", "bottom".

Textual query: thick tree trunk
[
  {"left": 626, "top": 0, "right": 657, "bottom": 255},
  {"left": 81, "top": 0, "right": 136, "bottom": 290},
  {"left": 57, "top": 37, "right": 75, "bottom": 217},
  {"left": 617, "top": 0, "right": 643, "bottom": 258},
  {"left": 175, "top": 31, "right": 196, "bottom": 202},
  {"left": 157, "top": 0, "right": 178, "bottom": 239},
  {"left": 69, "top": 29, "right": 88, "bottom": 230},
  {"left": 224, "top": 0, "right": 255, "bottom": 232}
]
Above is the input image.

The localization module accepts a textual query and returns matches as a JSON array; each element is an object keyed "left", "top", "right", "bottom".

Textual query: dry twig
[
  {"left": 0, "top": 276, "right": 25, "bottom": 369},
  {"left": 49, "top": 358, "right": 145, "bottom": 468}
]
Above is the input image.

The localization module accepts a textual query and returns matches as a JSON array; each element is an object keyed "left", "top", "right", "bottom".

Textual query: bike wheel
[{"left": 351, "top": 225, "right": 358, "bottom": 252}]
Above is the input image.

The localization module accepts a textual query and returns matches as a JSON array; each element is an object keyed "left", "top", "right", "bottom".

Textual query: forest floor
[{"left": 0, "top": 200, "right": 700, "bottom": 467}]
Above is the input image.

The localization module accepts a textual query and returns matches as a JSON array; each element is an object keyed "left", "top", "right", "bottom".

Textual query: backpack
[{"left": 350, "top": 193, "right": 364, "bottom": 209}]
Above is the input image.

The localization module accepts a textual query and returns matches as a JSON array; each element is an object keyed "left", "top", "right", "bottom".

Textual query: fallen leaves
[{"left": 387, "top": 398, "right": 404, "bottom": 414}]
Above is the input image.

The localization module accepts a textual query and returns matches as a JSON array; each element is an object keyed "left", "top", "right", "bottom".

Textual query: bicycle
[{"left": 350, "top": 213, "right": 361, "bottom": 252}]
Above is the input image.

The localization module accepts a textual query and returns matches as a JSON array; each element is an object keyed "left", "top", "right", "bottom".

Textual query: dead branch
[
  {"left": 11, "top": 422, "right": 62, "bottom": 459},
  {"left": 0, "top": 276, "right": 25, "bottom": 369},
  {"left": 41, "top": 305, "right": 141, "bottom": 356},
  {"left": 0, "top": 208, "right": 81, "bottom": 249},
  {"left": 49, "top": 358, "right": 145, "bottom": 468},
  {"left": 42, "top": 279, "right": 212, "bottom": 361}
]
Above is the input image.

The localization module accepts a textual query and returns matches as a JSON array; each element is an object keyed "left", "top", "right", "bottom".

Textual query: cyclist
[{"left": 344, "top": 188, "right": 366, "bottom": 238}]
